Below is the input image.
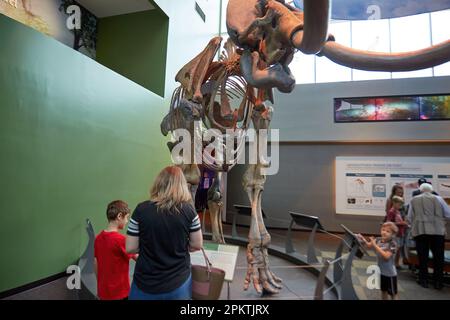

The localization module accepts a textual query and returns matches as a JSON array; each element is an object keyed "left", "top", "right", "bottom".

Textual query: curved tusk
[
  {"left": 291, "top": 0, "right": 331, "bottom": 54},
  {"left": 319, "top": 39, "right": 450, "bottom": 72}
]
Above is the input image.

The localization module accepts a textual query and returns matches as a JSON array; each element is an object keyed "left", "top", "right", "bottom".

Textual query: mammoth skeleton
[{"left": 160, "top": 0, "right": 450, "bottom": 294}]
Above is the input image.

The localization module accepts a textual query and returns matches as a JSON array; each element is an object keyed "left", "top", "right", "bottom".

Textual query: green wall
[
  {"left": 96, "top": 10, "right": 169, "bottom": 97},
  {"left": 0, "top": 15, "right": 170, "bottom": 293}
]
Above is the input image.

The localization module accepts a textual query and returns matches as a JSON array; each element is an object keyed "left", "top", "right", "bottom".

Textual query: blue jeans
[{"left": 129, "top": 274, "right": 192, "bottom": 300}]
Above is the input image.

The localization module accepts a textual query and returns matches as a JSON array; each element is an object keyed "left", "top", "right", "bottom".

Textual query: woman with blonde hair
[
  {"left": 385, "top": 184, "right": 404, "bottom": 215},
  {"left": 126, "top": 166, "right": 203, "bottom": 300}
]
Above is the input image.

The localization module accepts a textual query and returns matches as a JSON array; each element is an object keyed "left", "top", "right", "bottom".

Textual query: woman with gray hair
[{"left": 407, "top": 183, "right": 450, "bottom": 289}]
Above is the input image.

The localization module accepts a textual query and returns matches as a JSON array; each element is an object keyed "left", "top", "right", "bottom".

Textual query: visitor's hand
[{"left": 369, "top": 236, "right": 376, "bottom": 245}]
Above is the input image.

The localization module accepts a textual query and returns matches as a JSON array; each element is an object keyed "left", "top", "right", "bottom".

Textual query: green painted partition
[
  {"left": 0, "top": 15, "right": 170, "bottom": 293},
  {"left": 96, "top": 9, "right": 169, "bottom": 97}
]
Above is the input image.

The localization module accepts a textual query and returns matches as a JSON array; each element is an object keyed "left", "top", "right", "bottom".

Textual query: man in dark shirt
[{"left": 412, "top": 178, "right": 438, "bottom": 197}]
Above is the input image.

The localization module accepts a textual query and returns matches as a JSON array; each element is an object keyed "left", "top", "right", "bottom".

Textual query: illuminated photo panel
[{"left": 334, "top": 94, "right": 450, "bottom": 122}]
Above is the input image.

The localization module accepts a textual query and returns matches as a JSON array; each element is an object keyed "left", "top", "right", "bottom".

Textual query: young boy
[
  {"left": 94, "top": 200, "right": 138, "bottom": 300},
  {"left": 357, "top": 222, "right": 399, "bottom": 300},
  {"left": 386, "top": 196, "right": 409, "bottom": 268}
]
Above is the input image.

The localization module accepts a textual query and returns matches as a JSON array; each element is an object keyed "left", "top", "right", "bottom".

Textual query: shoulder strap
[{"left": 201, "top": 248, "right": 213, "bottom": 272}]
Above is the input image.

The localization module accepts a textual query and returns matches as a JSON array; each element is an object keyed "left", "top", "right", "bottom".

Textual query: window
[
  {"left": 220, "top": 0, "right": 229, "bottom": 33},
  {"left": 290, "top": 52, "right": 315, "bottom": 84},
  {"left": 390, "top": 13, "right": 432, "bottom": 79},
  {"left": 351, "top": 19, "right": 391, "bottom": 81},
  {"left": 218, "top": 5, "right": 449, "bottom": 84},
  {"left": 316, "top": 21, "right": 352, "bottom": 83},
  {"left": 431, "top": 9, "right": 450, "bottom": 76}
]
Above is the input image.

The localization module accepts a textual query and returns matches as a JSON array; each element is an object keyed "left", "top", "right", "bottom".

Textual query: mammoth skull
[{"left": 227, "top": 0, "right": 450, "bottom": 93}]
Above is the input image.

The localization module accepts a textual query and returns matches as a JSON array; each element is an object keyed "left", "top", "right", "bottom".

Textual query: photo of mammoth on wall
[{"left": 0, "top": 0, "right": 97, "bottom": 58}]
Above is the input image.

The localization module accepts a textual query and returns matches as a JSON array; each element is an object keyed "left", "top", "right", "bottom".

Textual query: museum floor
[
  {"left": 3, "top": 223, "right": 450, "bottom": 300},
  {"left": 217, "top": 224, "right": 450, "bottom": 300},
  {"left": 217, "top": 239, "right": 336, "bottom": 300}
]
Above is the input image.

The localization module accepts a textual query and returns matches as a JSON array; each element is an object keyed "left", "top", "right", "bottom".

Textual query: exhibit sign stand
[
  {"left": 333, "top": 225, "right": 367, "bottom": 300},
  {"left": 313, "top": 224, "right": 367, "bottom": 300},
  {"left": 190, "top": 242, "right": 239, "bottom": 299},
  {"left": 79, "top": 219, "right": 97, "bottom": 299},
  {"left": 285, "top": 212, "right": 324, "bottom": 264}
]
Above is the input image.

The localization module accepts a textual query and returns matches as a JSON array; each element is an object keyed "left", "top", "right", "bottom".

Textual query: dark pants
[
  {"left": 195, "top": 188, "right": 208, "bottom": 211},
  {"left": 414, "top": 234, "right": 445, "bottom": 284}
]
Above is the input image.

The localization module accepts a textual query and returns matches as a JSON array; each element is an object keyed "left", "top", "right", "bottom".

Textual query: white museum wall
[
  {"left": 226, "top": 76, "right": 450, "bottom": 236},
  {"left": 271, "top": 76, "right": 450, "bottom": 142},
  {"left": 227, "top": 144, "right": 450, "bottom": 236},
  {"left": 153, "top": 0, "right": 221, "bottom": 96},
  {"left": 152, "top": 1, "right": 450, "bottom": 236},
  {"left": 153, "top": 0, "right": 229, "bottom": 219}
]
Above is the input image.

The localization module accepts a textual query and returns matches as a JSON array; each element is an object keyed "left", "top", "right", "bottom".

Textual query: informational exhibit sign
[
  {"left": 336, "top": 157, "right": 450, "bottom": 216},
  {"left": 190, "top": 242, "right": 239, "bottom": 282}
]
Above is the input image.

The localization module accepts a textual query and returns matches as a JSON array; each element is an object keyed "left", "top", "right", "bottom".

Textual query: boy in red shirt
[
  {"left": 386, "top": 196, "right": 409, "bottom": 268},
  {"left": 94, "top": 200, "right": 138, "bottom": 300}
]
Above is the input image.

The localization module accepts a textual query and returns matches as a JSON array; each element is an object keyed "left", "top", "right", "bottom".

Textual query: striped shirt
[
  {"left": 126, "top": 201, "right": 201, "bottom": 293},
  {"left": 127, "top": 209, "right": 200, "bottom": 236}
]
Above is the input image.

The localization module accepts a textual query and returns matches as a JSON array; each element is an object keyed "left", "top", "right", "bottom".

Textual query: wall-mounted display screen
[{"left": 334, "top": 94, "right": 450, "bottom": 122}]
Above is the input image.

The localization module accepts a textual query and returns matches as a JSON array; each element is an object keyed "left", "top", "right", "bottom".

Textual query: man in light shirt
[{"left": 407, "top": 183, "right": 450, "bottom": 290}]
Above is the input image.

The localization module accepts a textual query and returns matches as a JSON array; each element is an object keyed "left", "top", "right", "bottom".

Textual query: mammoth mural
[{"left": 161, "top": 0, "right": 450, "bottom": 294}]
